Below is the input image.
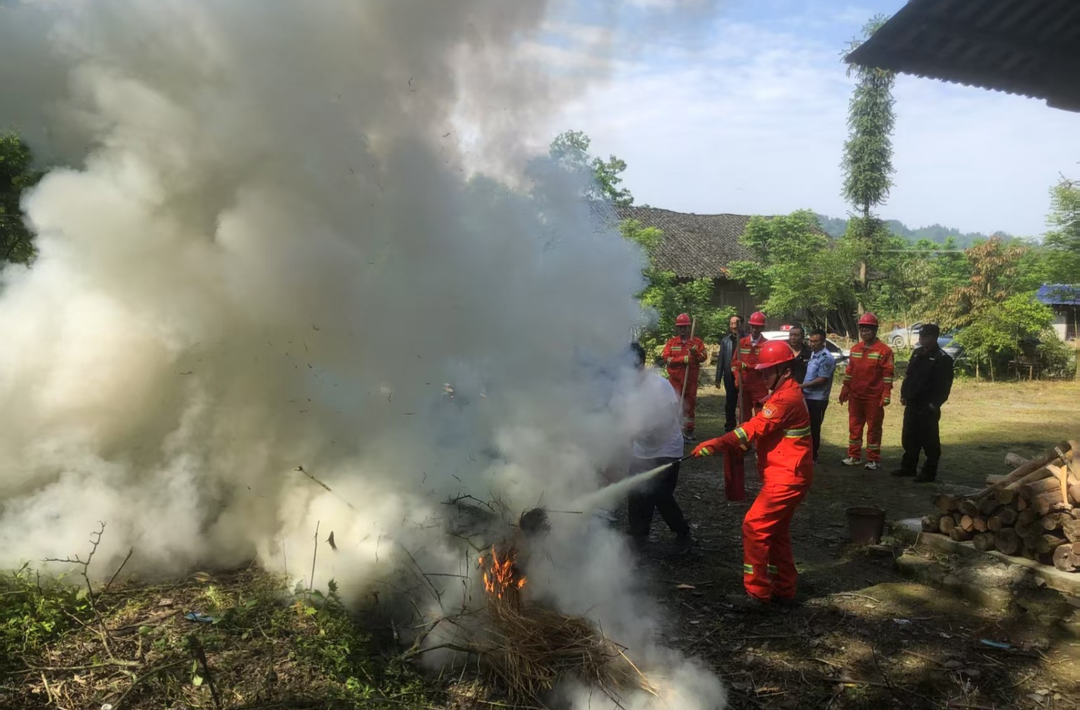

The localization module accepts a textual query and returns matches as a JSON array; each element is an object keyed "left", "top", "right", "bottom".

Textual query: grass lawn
[{"left": 693, "top": 378, "right": 1079, "bottom": 506}]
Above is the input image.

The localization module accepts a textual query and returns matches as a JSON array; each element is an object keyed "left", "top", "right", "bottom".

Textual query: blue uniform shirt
[{"left": 802, "top": 349, "right": 836, "bottom": 401}]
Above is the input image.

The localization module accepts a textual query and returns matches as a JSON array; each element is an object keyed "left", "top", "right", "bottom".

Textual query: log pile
[{"left": 919, "top": 442, "right": 1080, "bottom": 572}]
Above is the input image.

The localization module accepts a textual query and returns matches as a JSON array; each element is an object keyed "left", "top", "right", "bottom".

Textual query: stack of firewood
[{"left": 920, "top": 441, "right": 1079, "bottom": 572}]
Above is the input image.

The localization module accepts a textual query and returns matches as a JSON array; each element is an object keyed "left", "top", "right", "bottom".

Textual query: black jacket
[
  {"left": 716, "top": 333, "right": 741, "bottom": 388},
  {"left": 901, "top": 346, "right": 954, "bottom": 408},
  {"left": 792, "top": 344, "right": 812, "bottom": 383}
]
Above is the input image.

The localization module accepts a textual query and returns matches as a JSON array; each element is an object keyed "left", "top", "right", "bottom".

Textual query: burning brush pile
[{"left": 446, "top": 510, "right": 656, "bottom": 706}]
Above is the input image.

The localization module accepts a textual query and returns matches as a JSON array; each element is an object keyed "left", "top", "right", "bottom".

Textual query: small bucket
[{"left": 846, "top": 506, "right": 886, "bottom": 545}]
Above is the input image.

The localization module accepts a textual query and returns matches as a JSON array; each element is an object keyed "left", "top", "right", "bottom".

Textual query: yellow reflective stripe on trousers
[
  {"left": 784, "top": 426, "right": 811, "bottom": 438},
  {"left": 743, "top": 563, "right": 754, "bottom": 575},
  {"left": 767, "top": 565, "right": 779, "bottom": 574},
  {"left": 883, "top": 377, "right": 894, "bottom": 383}
]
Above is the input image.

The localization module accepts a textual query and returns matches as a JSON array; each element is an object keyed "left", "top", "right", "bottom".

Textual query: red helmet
[
  {"left": 675, "top": 313, "right": 692, "bottom": 326},
  {"left": 748, "top": 311, "right": 767, "bottom": 327},
  {"left": 858, "top": 312, "right": 880, "bottom": 327},
  {"left": 754, "top": 340, "right": 797, "bottom": 369}
]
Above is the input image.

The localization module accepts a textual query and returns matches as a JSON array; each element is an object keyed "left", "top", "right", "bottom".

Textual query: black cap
[{"left": 921, "top": 323, "right": 940, "bottom": 338}]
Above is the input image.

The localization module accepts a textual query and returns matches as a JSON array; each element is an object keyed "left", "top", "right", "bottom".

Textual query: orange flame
[{"left": 478, "top": 548, "right": 525, "bottom": 599}]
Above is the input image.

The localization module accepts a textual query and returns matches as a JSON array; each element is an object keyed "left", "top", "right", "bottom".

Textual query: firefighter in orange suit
[
  {"left": 661, "top": 313, "right": 707, "bottom": 441},
  {"left": 733, "top": 311, "right": 770, "bottom": 422},
  {"left": 691, "top": 340, "right": 812, "bottom": 607},
  {"left": 839, "top": 312, "right": 895, "bottom": 471}
]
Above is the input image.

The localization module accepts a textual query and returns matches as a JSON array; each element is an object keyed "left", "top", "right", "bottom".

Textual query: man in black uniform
[
  {"left": 715, "top": 314, "right": 743, "bottom": 431},
  {"left": 787, "top": 324, "right": 812, "bottom": 383},
  {"left": 892, "top": 323, "right": 954, "bottom": 482}
]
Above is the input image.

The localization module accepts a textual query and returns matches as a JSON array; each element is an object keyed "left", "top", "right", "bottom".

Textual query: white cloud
[{"left": 538, "top": 12, "right": 1075, "bottom": 236}]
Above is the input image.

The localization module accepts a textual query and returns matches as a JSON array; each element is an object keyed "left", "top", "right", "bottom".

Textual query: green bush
[
  {"left": 1037, "top": 332, "right": 1078, "bottom": 379},
  {"left": 0, "top": 565, "right": 94, "bottom": 672}
]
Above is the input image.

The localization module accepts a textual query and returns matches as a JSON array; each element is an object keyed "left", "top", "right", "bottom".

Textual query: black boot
[
  {"left": 890, "top": 468, "right": 915, "bottom": 478},
  {"left": 672, "top": 534, "right": 695, "bottom": 556},
  {"left": 913, "top": 467, "right": 937, "bottom": 483}
]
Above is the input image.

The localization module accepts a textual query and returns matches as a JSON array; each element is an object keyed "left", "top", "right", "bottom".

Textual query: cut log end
[
  {"left": 995, "top": 528, "right": 1021, "bottom": 555},
  {"left": 948, "top": 527, "right": 972, "bottom": 542},
  {"left": 972, "top": 533, "right": 995, "bottom": 552},
  {"left": 1052, "top": 544, "right": 1077, "bottom": 572}
]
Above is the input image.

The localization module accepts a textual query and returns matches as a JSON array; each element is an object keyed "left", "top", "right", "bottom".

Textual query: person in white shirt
[{"left": 625, "top": 342, "right": 694, "bottom": 556}]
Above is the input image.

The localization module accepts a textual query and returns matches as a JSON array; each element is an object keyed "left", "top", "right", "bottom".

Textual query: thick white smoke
[{"left": 0, "top": 1, "right": 724, "bottom": 707}]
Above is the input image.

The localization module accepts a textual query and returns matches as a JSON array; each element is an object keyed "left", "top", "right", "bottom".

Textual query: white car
[{"left": 761, "top": 330, "right": 850, "bottom": 361}]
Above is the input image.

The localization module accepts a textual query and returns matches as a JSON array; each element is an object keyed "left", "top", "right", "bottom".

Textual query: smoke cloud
[{"left": 0, "top": 0, "right": 724, "bottom": 707}]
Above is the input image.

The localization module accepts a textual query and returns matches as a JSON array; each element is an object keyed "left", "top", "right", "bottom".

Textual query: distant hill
[{"left": 816, "top": 214, "right": 1013, "bottom": 248}]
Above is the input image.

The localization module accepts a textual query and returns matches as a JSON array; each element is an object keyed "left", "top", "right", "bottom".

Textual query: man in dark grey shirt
[{"left": 715, "top": 314, "right": 743, "bottom": 431}]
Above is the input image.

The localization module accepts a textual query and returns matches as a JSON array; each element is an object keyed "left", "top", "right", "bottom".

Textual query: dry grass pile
[{"left": 471, "top": 593, "right": 655, "bottom": 706}]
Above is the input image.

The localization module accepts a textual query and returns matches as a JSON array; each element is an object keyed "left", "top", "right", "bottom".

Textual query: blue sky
[{"left": 531, "top": 0, "right": 1077, "bottom": 237}]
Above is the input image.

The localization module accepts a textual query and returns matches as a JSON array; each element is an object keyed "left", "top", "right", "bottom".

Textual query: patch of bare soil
[{"left": 619, "top": 387, "right": 1080, "bottom": 709}]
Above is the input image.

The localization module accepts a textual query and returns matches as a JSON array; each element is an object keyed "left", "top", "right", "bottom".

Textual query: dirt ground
[
  {"left": 5, "top": 381, "right": 1078, "bottom": 710},
  {"left": 630, "top": 380, "right": 1080, "bottom": 709}
]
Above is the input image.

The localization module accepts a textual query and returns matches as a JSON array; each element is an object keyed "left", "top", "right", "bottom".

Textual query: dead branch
[
  {"left": 102, "top": 547, "right": 134, "bottom": 597},
  {"left": 872, "top": 646, "right": 913, "bottom": 710},
  {"left": 188, "top": 634, "right": 223, "bottom": 710},
  {"left": 43, "top": 521, "right": 106, "bottom": 606},
  {"left": 308, "top": 521, "right": 320, "bottom": 593},
  {"left": 112, "top": 659, "right": 188, "bottom": 710}
]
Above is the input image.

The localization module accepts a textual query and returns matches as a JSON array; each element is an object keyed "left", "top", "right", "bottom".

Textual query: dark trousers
[
  {"left": 806, "top": 398, "right": 828, "bottom": 462},
  {"left": 900, "top": 403, "right": 941, "bottom": 475},
  {"left": 723, "top": 378, "right": 739, "bottom": 431},
  {"left": 628, "top": 457, "right": 690, "bottom": 538}
]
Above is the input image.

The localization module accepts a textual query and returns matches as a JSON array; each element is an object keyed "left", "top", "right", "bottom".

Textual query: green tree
[
  {"left": 954, "top": 293, "right": 1054, "bottom": 381},
  {"left": 622, "top": 219, "right": 732, "bottom": 357},
  {"left": 1042, "top": 176, "right": 1080, "bottom": 284},
  {"left": 936, "top": 238, "right": 1048, "bottom": 379},
  {"left": 729, "top": 210, "right": 856, "bottom": 329},
  {"left": 937, "top": 237, "right": 1038, "bottom": 330},
  {"left": 549, "top": 130, "right": 633, "bottom": 206},
  {"left": 0, "top": 132, "right": 42, "bottom": 265},
  {"left": 841, "top": 15, "right": 896, "bottom": 311}
]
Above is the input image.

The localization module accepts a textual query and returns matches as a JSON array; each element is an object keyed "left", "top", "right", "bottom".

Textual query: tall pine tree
[{"left": 841, "top": 16, "right": 896, "bottom": 315}]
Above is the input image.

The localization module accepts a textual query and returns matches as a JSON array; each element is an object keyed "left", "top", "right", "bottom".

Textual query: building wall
[
  {"left": 710, "top": 278, "right": 757, "bottom": 323},
  {"left": 1052, "top": 306, "right": 1078, "bottom": 341}
]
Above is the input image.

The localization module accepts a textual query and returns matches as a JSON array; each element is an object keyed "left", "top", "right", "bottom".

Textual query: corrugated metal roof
[
  {"left": 1036, "top": 284, "right": 1080, "bottom": 306},
  {"left": 846, "top": 0, "right": 1080, "bottom": 112}
]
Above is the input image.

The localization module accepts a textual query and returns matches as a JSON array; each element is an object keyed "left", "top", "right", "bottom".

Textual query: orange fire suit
[
  {"left": 839, "top": 338, "right": 895, "bottom": 463},
  {"left": 662, "top": 335, "right": 707, "bottom": 434},
  {"left": 732, "top": 335, "right": 769, "bottom": 422},
  {"left": 695, "top": 377, "right": 812, "bottom": 602}
]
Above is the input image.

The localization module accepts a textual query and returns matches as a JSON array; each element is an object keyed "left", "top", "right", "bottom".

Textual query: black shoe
[
  {"left": 891, "top": 468, "right": 915, "bottom": 478},
  {"left": 723, "top": 593, "right": 772, "bottom": 612},
  {"left": 683, "top": 432, "right": 696, "bottom": 443},
  {"left": 913, "top": 470, "right": 937, "bottom": 483},
  {"left": 773, "top": 596, "right": 801, "bottom": 608},
  {"left": 672, "top": 534, "right": 695, "bottom": 556}
]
